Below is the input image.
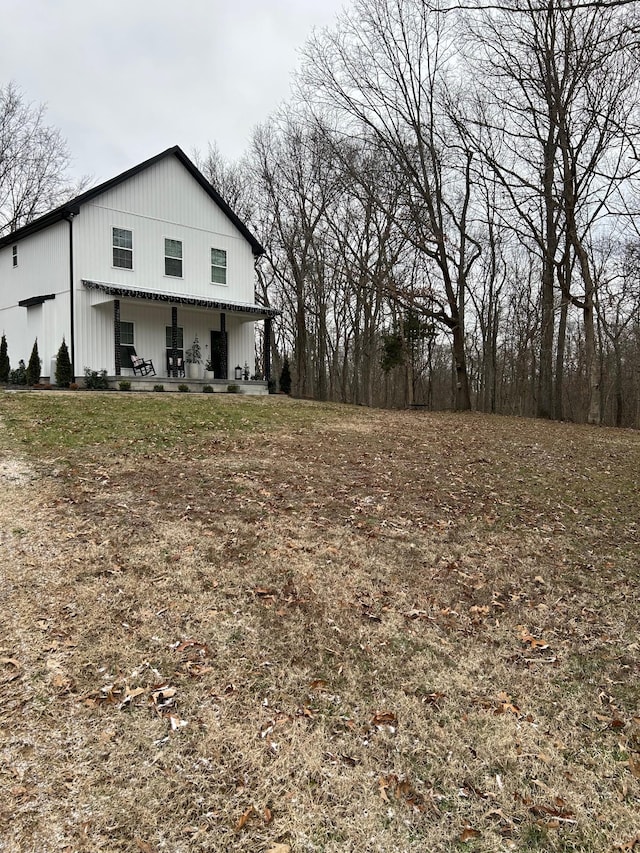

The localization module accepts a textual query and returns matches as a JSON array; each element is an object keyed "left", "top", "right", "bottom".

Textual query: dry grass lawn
[{"left": 0, "top": 391, "right": 638, "bottom": 852}]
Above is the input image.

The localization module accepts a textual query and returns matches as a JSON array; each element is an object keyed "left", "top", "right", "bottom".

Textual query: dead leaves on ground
[
  {"left": 378, "top": 773, "right": 436, "bottom": 813},
  {"left": 234, "top": 804, "right": 273, "bottom": 832},
  {"left": 1, "top": 656, "right": 22, "bottom": 683}
]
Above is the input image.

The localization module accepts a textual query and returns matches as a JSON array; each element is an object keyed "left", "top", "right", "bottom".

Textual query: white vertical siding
[
  {"left": 2, "top": 151, "right": 262, "bottom": 376},
  {"left": 73, "top": 155, "right": 256, "bottom": 305},
  {"left": 0, "top": 221, "right": 69, "bottom": 365}
]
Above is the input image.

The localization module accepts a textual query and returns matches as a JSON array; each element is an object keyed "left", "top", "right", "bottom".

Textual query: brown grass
[{"left": 0, "top": 394, "right": 638, "bottom": 852}]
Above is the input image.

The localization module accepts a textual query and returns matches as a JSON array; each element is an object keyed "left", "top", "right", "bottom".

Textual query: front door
[{"left": 210, "top": 329, "right": 227, "bottom": 380}]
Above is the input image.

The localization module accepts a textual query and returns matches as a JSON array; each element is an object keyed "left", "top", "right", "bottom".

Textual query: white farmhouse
[{"left": 0, "top": 146, "right": 275, "bottom": 388}]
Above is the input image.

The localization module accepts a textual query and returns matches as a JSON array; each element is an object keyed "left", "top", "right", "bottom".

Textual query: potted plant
[
  {"left": 203, "top": 358, "right": 214, "bottom": 381},
  {"left": 185, "top": 335, "right": 202, "bottom": 380}
]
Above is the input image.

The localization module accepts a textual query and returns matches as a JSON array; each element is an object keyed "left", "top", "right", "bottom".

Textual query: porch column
[
  {"left": 263, "top": 317, "right": 272, "bottom": 382},
  {"left": 220, "top": 312, "right": 228, "bottom": 380},
  {"left": 114, "top": 299, "right": 121, "bottom": 376},
  {"left": 171, "top": 306, "right": 178, "bottom": 377}
]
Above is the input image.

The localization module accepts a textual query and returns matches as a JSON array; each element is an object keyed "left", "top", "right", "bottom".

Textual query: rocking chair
[{"left": 131, "top": 355, "right": 156, "bottom": 376}]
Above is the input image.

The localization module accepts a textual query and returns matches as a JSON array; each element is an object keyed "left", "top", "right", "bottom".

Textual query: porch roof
[{"left": 82, "top": 279, "right": 279, "bottom": 318}]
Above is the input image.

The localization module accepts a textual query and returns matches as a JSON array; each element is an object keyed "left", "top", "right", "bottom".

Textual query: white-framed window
[
  {"left": 165, "top": 326, "right": 184, "bottom": 349},
  {"left": 12, "top": 245, "right": 18, "bottom": 267},
  {"left": 211, "top": 248, "right": 227, "bottom": 284},
  {"left": 120, "top": 321, "right": 134, "bottom": 346},
  {"left": 113, "top": 227, "right": 133, "bottom": 269},
  {"left": 165, "top": 238, "right": 182, "bottom": 277}
]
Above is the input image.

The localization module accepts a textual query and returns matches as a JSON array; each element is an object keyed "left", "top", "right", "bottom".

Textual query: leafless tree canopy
[
  {"left": 0, "top": 81, "right": 81, "bottom": 236},
  {"left": 224, "top": 0, "right": 640, "bottom": 427}
]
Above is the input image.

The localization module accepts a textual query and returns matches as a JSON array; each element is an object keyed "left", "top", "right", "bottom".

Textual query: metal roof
[{"left": 0, "top": 146, "right": 265, "bottom": 256}]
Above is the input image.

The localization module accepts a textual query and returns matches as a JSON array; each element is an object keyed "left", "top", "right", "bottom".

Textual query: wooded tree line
[
  {"left": 220, "top": 0, "right": 640, "bottom": 427},
  {"left": 4, "top": 0, "right": 640, "bottom": 426}
]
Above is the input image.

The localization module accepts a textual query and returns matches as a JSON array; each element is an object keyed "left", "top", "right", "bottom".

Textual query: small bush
[
  {"left": 55, "top": 338, "right": 72, "bottom": 387},
  {"left": 27, "top": 339, "right": 42, "bottom": 385},
  {"left": 69, "top": 382, "right": 79, "bottom": 391},
  {"left": 202, "top": 385, "right": 213, "bottom": 393},
  {"left": 0, "top": 333, "right": 10, "bottom": 382},
  {"left": 153, "top": 384, "right": 165, "bottom": 392},
  {"left": 84, "top": 368, "right": 109, "bottom": 390},
  {"left": 279, "top": 355, "right": 292, "bottom": 395},
  {"left": 119, "top": 380, "right": 131, "bottom": 391},
  {"left": 178, "top": 384, "right": 189, "bottom": 393},
  {"left": 9, "top": 365, "right": 27, "bottom": 385},
  {"left": 227, "top": 384, "right": 240, "bottom": 393}
]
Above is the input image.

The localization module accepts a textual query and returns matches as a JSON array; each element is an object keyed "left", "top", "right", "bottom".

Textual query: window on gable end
[
  {"left": 211, "top": 248, "right": 227, "bottom": 284},
  {"left": 165, "top": 238, "right": 183, "bottom": 277},
  {"left": 12, "top": 245, "right": 18, "bottom": 267},
  {"left": 113, "top": 228, "right": 133, "bottom": 269}
]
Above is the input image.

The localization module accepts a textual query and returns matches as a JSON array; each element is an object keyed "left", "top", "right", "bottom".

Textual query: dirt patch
[{"left": 0, "top": 455, "right": 37, "bottom": 485}]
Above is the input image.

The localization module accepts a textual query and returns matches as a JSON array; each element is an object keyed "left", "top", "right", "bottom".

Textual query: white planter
[
  {"left": 204, "top": 370, "right": 214, "bottom": 381},
  {"left": 187, "top": 363, "right": 201, "bottom": 380}
]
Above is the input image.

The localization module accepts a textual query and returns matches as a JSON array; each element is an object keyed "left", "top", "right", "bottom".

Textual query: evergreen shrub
[
  {"left": 55, "top": 338, "right": 72, "bottom": 387},
  {"left": 26, "top": 339, "right": 41, "bottom": 385}
]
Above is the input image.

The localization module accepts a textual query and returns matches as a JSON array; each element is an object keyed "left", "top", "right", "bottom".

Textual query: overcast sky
[{"left": 2, "top": 0, "right": 348, "bottom": 183}]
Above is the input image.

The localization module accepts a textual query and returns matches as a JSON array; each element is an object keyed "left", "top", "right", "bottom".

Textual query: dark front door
[{"left": 210, "top": 329, "right": 227, "bottom": 380}]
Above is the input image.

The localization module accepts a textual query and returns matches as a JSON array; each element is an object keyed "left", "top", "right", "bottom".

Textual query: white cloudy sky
[{"left": 2, "top": 0, "right": 348, "bottom": 183}]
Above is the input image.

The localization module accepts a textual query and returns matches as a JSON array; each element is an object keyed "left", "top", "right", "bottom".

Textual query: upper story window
[
  {"left": 165, "top": 238, "right": 182, "bottom": 277},
  {"left": 12, "top": 245, "right": 17, "bottom": 267},
  {"left": 113, "top": 228, "right": 133, "bottom": 269},
  {"left": 211, "top": 248, "right": 227, "bottom": 284}
]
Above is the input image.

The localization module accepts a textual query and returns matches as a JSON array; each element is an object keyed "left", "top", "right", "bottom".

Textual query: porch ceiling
[{"left": 82, "top": 279, "right": 279, "bottom": 318}]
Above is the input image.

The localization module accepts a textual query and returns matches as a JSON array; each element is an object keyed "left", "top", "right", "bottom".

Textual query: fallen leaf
[
  {"left": 378, "top": 777, "right": 391, "bottom": 802},
  {"left": 460, "top": 826, "right": 481, "bottom": 841},
  {"left": 235, "top": 806, "right": 255, "bottom": 832},
  {"left": 266, "top": 845, "right": 291, "bottom": 853},
  {"left": 134, "top": 839, "right": 155, "bottom": 853},
  {"left": 371, "top": 711, "right": 398, "bottom": 731},
  {"left": 629, "top": 755, "right": 640, "bottom": 779}
]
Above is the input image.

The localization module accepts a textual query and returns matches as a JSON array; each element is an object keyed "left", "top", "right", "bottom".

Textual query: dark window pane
[
  {"left": 165, "top": 257, "right": 182, "bottom": 277},
  {"left": 165, "top": 326, "right": 184, "bottom": 348},
  {"left": 113, "top": 227, "right": 132, "bottom": 249},
  {"left": 113, "top": 248, "right": 133, "bottom": 269},
  {"left": 165, "top": 238, "right": 182, "bottom": 259},
  {"left": 120, "top": 321, "right": 134, "bottom": 346},
  {"left": 211, "top": 265, "right": 226, "bottom": 284}
]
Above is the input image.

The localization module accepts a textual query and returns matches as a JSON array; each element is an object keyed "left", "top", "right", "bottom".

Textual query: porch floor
[{"left": 107, "top": 376, "right": 269, "bottom": 394}]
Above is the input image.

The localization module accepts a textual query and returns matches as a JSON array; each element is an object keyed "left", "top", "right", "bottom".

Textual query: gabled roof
[{"left": 0, "top": 145, "right": 265, "bottom": 256}]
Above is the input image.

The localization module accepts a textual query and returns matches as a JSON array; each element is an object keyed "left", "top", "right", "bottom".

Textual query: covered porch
[{"left": 82, "top": 280, "right": 277, "bottom": 383}]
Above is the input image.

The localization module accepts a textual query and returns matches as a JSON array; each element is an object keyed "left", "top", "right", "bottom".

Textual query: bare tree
[
  {"left": 300, "top": 0, "right": 483, "bottom": 411},
  {"left": 467, "top": 1, "right": 640, "bottom": 422},
  {"left": 0, "top": 82, "right": 81, "bottom": 236},
  {"left": 193, "top": 142, "right": 255, "bottom": 223},
  {"left": 251, "top": 113, "right": 343, "bottom": 397}
]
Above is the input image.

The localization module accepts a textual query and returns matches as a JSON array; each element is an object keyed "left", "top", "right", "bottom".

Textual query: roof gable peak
[{"left": 0, "top": 145, "right": 264, "bottom": 256}]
